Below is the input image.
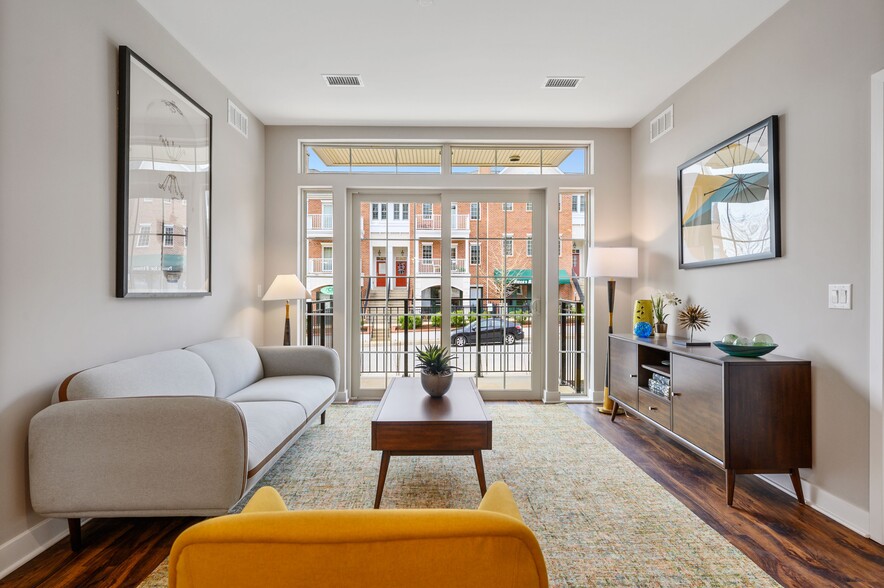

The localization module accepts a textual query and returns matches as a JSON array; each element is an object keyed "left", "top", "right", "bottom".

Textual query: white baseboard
[
  {"left": 757, "top": 474, "right": 870, "bottom": 538},
  {"left": 0, "top": 517, "right": 69, "bottom": 580},
  {"left": 542, "top": 388, "right": 561, "bottom": 403},
  {"left": 334, "top": 388, "right": 350, "bottom": 403}
]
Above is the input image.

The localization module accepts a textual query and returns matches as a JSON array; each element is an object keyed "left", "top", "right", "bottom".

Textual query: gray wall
[
  {"left": 0, "top": 0, "right": 265, "bottom": 563},
  {"left": 264, "top": 126, "right": 632, "bottom": 398},
  {"left": 630, "top": 0, "right": 884, "bottom": 532}
]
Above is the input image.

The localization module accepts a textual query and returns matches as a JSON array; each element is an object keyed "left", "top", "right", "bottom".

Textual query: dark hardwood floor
[
  {"left": 569, "top": 404, "right": 884, "bottom": 588},
  {"left": 4, "top": 401, "right": 883, "bottom": 587}
]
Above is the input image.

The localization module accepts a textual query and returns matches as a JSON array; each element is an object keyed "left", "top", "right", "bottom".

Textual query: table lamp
[
  {"left": 587, "top": 247, "right": 638, "bottom": 415},
  {"left": 262, "top": 274, "right": 310, "bottom": 346}
]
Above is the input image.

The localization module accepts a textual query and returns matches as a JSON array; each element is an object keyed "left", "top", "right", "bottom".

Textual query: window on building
[
  {"left": 526, "top": 235, "right": 532, "bottom": 257},
  {"left": 422, "top": 203, "right": 432, "bottom": 216},
  {"left": 504, "top": 234, "right": 513, "bottom": 257},
  {"left": 422, "top": 243, "right": 433, "bottom": 259},
  {"left": 135, "top": 224, "right": 151, "bottom": 247},
  {"left": 470, "top": 243, "right": 481, "bottom": 265},
  {"left": 572, "top": 193, "right": 585, "bottom": 213},
  {"left": 526, "top": 202, "right": 533, "bottom": 211},
  {"left": 163, "top": 224, "right": 174, "bottom": 247},
  {"left": 371, "top": 203, "right": 387, "bottom": 220},
  {"left": 470, "top": 203, "right": 480, "bottom": 220},
  {"left": 558, "top": 235, "right": 563, "bottom": 257},
  {"left": 503, "top": 202, "right": 513, "bottom": 211}
]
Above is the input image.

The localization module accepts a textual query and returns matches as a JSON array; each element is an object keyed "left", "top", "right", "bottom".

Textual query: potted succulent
[
  {"left": 651, "top": 291, "right": 682, "bottom": 336},
  {"left": 416, "top": 344, "right": 456, "bottom": 398}
]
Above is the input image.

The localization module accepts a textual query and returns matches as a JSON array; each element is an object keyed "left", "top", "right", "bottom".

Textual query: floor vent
[
  {"left": 544, "top": 77, "right": 583, "bottom": 88},
  {"left": 650, "top": 105, "right": 674, "bottom": 143},
  {"left": 323, "top": 74, "right": 364, "bottom": 87},
  {"left": 227, "top": 99, "right": 249, "bottom": 138}
]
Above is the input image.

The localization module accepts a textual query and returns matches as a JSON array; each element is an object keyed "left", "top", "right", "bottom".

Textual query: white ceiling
[{"left": 137, "top": 0, "right": 787, "bottom": 128}]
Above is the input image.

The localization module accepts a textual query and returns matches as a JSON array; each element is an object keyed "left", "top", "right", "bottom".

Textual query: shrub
[
  {"left": 397, "top": 315, "right": 423, "bottom": 329},
  {"left": 429, "top": 313, "right": 442, "bottom": 327}
]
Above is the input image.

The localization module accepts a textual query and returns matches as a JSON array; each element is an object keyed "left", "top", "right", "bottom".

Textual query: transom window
[{"left": 305, "top": 144, "right": 442, "bottom": 174}]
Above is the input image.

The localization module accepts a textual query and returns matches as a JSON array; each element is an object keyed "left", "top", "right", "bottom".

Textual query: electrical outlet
[{"left": 828, "top": 284, "right": 852, "bottom": 309}]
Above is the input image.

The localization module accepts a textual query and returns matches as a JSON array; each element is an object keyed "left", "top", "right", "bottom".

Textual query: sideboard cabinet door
[
  {"left": 609, "top": 338, "right": 638, "bottom": 409},
  {"left": 671, "top": 355, "right": 724, "bottom": 462}
]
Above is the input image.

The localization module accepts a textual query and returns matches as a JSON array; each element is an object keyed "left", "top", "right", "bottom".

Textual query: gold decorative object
[{"left": 678, "top": 305, "right": 710, "bottom": 344}]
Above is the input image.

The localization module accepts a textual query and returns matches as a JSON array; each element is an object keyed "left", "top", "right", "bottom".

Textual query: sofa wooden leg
[
  {"left": 320, "top": 410, "right": 326, "bottom": 425},
  {"left": 68, "top": 518, "right": 82, "bottom": 551}
]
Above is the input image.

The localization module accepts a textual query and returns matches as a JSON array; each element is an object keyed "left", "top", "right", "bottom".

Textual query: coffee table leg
[
  {"left": 473, "top": 450, "right": 487, "bottom": 496},
  {"left": 374, "top": 451, "right": 391, "bottom": 509}
]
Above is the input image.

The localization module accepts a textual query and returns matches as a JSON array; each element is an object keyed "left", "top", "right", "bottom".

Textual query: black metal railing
[
  {"left": 306, "top": 299, "right": 333, "bottom": 348},
  {"left": 559, "top": 300, "right": 585, "bottom": 394}
]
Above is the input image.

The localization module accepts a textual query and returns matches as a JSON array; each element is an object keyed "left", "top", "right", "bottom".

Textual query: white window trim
[
  {"left": 526, "top": 234, "right": 532, "bottom": 257},
  {"left": 526, "top": 202, "right": 533, "bottom": 211},
  {"left": 421, "top": 242, "right": 433, "bottom": 260},
  {"left": 163, "top": 224, "right": 174, "bottom": 247},
  {"left": 470, "top": 202, "right": 481, "bottom": 220},
  {"left": 135, "top": 223, "right": 151, "bottom": 248},
  {"left": 470, "top": 243, "right": 481, "bottom": 265},
  {"left": 504, "top": 233, "right": 514, "bottom": 257}
]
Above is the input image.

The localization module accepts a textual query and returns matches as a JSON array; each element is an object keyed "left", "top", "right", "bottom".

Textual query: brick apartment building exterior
[{"left": 304, "top": 193, "right": 587, "bottom": 311}]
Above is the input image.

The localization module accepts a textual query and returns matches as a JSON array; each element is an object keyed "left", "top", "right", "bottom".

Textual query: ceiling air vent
[
  {"left": 227, "top": 99, "right": 249, "bottom": 138},
  {"left": 323, "top": 74, "right": 364, "bottom": 87},
  {"left": 650, "top": 105, "right": 674, "bottom": 143},
  {"left": 544, "top": 76, "right": 583, "bottom": 88}
]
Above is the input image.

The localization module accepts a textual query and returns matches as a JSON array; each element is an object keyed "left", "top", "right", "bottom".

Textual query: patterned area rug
[{"left": 140, "top": 404, "right": 778, "bottom": 587}]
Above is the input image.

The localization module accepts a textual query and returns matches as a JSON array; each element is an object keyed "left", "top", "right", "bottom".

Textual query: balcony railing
[
  {"left": 415, "top": 214, "right": 470, "bottom": 232},
  {"left": 307, "top": 214, "right": 333, "bottom": 231},
  {"left": 416, "top": 258, "right": 468, "bottom": 274},
  {"left": 308, "top": 258, "right": 333, "bottom": 274}
]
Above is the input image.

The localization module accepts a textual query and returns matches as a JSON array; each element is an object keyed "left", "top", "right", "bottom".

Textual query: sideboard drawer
[{"left": 638, "top": 389, "right": 671, "bottom": 429}]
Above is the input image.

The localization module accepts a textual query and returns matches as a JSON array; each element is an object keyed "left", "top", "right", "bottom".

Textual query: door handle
[
  {"left": 630, "top": 374, "right": 638, "bottom": 378},
  {"left": 648, "top": 406, "right": 658, "bottom": 411}
]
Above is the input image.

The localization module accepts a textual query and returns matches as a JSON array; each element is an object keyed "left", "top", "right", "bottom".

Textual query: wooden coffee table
[{"left": 371, "top": 377, "right": 492, "bottom": 508}]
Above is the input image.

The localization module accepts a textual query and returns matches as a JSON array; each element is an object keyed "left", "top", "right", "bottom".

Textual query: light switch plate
[{"left": 828, "top": 284, "right": 852, "bottom": 309}]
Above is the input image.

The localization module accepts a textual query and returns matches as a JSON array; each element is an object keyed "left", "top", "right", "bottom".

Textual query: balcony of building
[
  {"left": 414, "top": 214, "right": 470, "bottom": 238},
  {"left": 306, "top": 213, "right": 334, "bottom": 237},
  {"left": 415, "top": 258, "right": 468, "bottom": 275},
  {"left": 307, "top": 258, "right": 333, "bottom": 275}
]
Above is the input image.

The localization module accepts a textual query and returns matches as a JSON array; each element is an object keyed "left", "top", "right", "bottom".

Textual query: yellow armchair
[{"left": 170, "top": 481, "right": 548, "bottom": 587}]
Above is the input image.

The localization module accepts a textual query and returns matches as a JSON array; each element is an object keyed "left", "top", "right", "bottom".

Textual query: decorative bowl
[{"left": 713, "top": 341, "right": 778, "bottom": 357}]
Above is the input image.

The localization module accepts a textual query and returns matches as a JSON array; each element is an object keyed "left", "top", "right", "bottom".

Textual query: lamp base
[{"left": 598, "top": 386, "right": 625, "bottom": 415}]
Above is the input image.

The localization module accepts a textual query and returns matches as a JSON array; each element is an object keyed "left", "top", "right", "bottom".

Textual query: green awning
[
  {"left": 319, "top": 285, "right": 334, "bottom": 295},
  {"left": 491, "top": 269, "right": 571, "bottom": 285}
]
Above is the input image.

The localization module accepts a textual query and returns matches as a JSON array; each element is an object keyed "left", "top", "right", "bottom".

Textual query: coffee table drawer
[{"left": 372, "top": 422, "right": 492, "bottom": 451}]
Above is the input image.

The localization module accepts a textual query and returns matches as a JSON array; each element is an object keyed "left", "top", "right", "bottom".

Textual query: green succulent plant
[{"left": 415, "top": 345, "right": 456, "bottom": 375}]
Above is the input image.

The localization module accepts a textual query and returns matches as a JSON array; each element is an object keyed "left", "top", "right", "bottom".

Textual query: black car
[{"left": 450, "top": 318, "right": 524, "bottom": 347}]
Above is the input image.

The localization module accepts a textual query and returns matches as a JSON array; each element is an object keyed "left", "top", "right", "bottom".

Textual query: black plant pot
[{"left": 420, "top": 370, "right": 453, "bottom": 398}]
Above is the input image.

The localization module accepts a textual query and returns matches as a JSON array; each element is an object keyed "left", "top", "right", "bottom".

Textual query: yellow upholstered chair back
[{"left": 170, "top": 481, "right": 548, "bottom": 588}]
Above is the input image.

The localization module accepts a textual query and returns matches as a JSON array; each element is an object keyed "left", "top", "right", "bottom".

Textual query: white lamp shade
[
  {"left": 262, "top": 274, "right": 311, "bottom": 301},
  {"left": 586, "top": 247, "right": 638, "bottom": 278}
]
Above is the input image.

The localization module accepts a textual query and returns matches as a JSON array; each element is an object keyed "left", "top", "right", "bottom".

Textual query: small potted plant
[
  {"left": 416, "top": 344, "right": 456, "bottom": 398},
  {"left": 651, "top": 291, "right": 682, "bottom": 336}
]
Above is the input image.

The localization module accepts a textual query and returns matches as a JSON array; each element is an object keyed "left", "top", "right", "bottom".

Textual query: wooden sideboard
[{"left": 608, "top": 334, "right": 811, "bottom": 505}]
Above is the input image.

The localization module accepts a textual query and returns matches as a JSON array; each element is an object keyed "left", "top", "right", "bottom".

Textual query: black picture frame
[
  {"left": 677, "top": 115, "right": 780, "bottom": 269},
  {"left": 116, "top": 46, "right": 212, "bottom": 297}
]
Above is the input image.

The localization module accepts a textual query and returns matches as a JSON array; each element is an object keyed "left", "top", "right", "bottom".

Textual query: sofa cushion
[
  {"left": 186, "top": 338, "right": 263, "bottom": 399},
  {"left": 56, "top": 350, "right": 215, "bottom": 402},
  {"left": 227, "top": 376, "right": 335, "bottom": 420},
  {"left": 236, "top": 401, "right": 307, "bottom": 478}
]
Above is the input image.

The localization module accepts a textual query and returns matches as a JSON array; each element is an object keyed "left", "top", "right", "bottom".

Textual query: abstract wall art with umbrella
[{"left": 677, "top": 116, "right": 780, "bottom": 269}]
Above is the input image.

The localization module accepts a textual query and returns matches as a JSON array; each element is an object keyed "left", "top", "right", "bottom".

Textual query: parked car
[{"left": 451, "top": 318, "right": 524, "bottom": 347}]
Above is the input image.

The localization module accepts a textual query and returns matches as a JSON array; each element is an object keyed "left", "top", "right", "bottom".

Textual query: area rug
[{"left": 139, "top": 404, "right": 778, "bottom": 587}]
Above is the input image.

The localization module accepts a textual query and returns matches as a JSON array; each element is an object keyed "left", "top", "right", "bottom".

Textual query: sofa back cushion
[
  {"left": 57, "top": 350, "right": 215, "bottom": 402},
  {"left": 186, "top": 337, "right": 264, "bottom": 399}
]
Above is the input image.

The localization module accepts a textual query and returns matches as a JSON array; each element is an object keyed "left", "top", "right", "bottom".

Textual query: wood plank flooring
[{"left": 3, "top": 402, "right": 882, "bottom": 587}]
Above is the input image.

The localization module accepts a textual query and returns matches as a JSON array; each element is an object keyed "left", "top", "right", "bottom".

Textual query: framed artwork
[
  {"left": 677, "top": 116, "right": 780, "bottom": 269},
  {"left": 116, "top": 46, "right": 211, "bottom": 297}
]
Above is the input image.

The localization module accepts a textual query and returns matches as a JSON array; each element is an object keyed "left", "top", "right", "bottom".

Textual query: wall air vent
[
  {"left": 544, "top": 77, "right": 583, "bottom": 88},
  {"left": 650, "top": 105, "right": 674, "bottom": 143},
  {"left": 323, "top": 74, "right": 364, "bottom": 87},
  {"left": 227, "top": 99, "right": 249, "bottom": 138}
]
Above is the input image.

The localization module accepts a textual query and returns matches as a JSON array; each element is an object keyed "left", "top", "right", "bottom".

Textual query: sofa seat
[
  {"left": 235, "top": 401, "right": 308, "bottom": 477},
  {"left": 228, "top": 375, "right": 336, "bottom": 420}
]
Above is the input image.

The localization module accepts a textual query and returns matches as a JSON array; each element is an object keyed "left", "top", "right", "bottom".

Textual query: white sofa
[{"left": 28, "top": 337, "right": 339, "bottom": 549}]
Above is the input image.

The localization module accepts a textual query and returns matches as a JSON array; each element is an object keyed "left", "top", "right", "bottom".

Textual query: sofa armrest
[
  {"left": 256, "top": 346, "right": 340, "bottom": 388},
  {"left": 29, "top": 396, "right": 247, "bottom": 518}
]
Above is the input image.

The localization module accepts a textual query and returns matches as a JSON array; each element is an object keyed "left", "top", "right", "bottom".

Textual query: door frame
[
  {"left": 349, "top": 189, "right": 545, "bottom": 400},
  {"left": 870, "top": 68, "right": 884, "bottom": 544}
]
